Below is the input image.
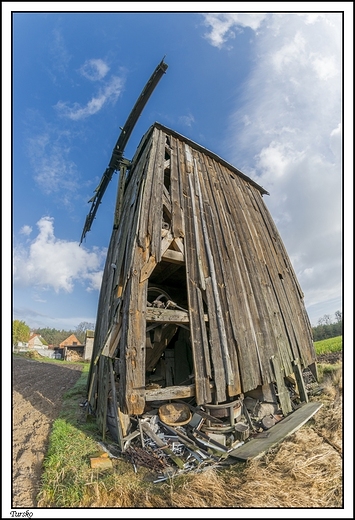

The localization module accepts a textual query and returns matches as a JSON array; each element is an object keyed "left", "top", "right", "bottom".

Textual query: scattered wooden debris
[
  {"left": 90, "top": 453, "right": 113, "bottom": 470},
  {"left": 91, "top": 370, "right": 324, "bottom": 480}
]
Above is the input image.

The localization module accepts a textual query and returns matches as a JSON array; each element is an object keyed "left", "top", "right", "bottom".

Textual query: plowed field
[{"left": 12, "top": 356, "right": 83, "bottom": 508}]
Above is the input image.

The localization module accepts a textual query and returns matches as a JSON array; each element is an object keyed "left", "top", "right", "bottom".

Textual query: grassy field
[
  {"left": 314, "top": 335, "right": 342, "bottom": 355},
  {"left": 36, "top": 339, "right": 343, "bottom": 509}
]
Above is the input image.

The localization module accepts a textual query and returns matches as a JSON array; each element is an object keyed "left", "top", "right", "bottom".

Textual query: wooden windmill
[{"left": 82, "top": 59, "right": 318, "bottom": 452}]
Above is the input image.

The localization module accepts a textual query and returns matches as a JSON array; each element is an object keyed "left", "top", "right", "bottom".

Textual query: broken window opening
[
  {"left": 164, "top": 148, "right": 171, "bottom": 161},
  {"left": 162, "top": 206, "right": 171, "bottom": 229},
  {"left": 145, "top": 259, "right": 191, "bottom": 391},
  {"left": 164, "top": 170, "right": 171, "bottom": 192},
  {"left": 145, "top": 325, "right": 193, "bottom": 389}
]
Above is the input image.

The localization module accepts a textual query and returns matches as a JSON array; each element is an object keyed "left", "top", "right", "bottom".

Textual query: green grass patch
[
  {"left": 37, "top": 363, "right": 166, "bottom": 507},
  {"left": 37, "top": 364, "right": 101, "bottom": 507},
  {"left": 38, "top": 418, "right": 99, "bottom": 506},
  {"left": 317, "top": 362, "right": 342, "bottom": 382},
  {"left": 314, "top": 335, "right": 342, "bottom": 356}
]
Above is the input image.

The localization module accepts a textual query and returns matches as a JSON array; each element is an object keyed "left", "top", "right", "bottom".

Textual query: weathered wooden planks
[
  {"left": 145, "top": 384, "right": 196, "bottom": 401},
  {"left": 271, "top": 355, "right": 293, "bottom": 415},
  {"left": 183, "top": 165, "right": 212, "bottom": 404},
  {"left": 145, "top": 307, "right": 196, "bottom": 323},
  {"left": 170, "top": 136, "right": 185, "bottom": 238},
  {"left": 122, "top": 246, "right": 148, "bottom": 415},
  {"left": 89, "top": 121, "right": 317, "bottom": 435}
]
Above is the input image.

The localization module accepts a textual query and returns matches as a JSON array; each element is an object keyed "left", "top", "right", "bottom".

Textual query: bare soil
[
  {"left": 316, "top": 351, "right": 342, "bottom": 364},
  {"left": 12, "top": 356, "right": 83, "bottom": 508}
]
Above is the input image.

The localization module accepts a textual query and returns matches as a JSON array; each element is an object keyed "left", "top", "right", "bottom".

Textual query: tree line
[
  {"left": 311, "top": 311, "right": 342, "bottom": 342},
  {"left": 12, "top": 320, "right": 95, "bottom": 346}
]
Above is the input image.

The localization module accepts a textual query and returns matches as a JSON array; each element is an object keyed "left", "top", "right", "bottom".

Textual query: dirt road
[{"left": 12, "top": 356, "right": 83, "bottom": 508}]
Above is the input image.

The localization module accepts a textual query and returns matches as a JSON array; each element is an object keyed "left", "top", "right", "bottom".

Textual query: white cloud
[
  {"left": 272, "top": 31, "right": 307, "bottom": 72},
  {"left": 27, "top": 129, "right": 79, "bottom": 196},
  {"left": 85, "top": 270, "right": 104, "bottom": 292},
  {"left": 20, "top": 225, "right": 32, "bottom": 236},
  {"left": 300, "top": 13, "right": 327, "bottom": 25},
  {"left": 14, "top": 216, "right": 106, "bottom": 293},
  {"left": 215, "top": 13, "right": 342, "bottom": 323},
  {"left": 79, "top": 58, "right": 110, "bottom": 81},
  {"left": 179, "top": 113, "right": 195, "bottom": 127},
  {"left": 55, "top": 75, "right": 124, "bottom": 120},
  {"left": 48, "top": 28, "right": 72, "bottom": 80},
  {"left": 310, "top": 53, "right": 338, "bottom": 80},
  {"left": 329, "top": 123, "right": 342, "bottom": 163},
  {"left": 12, "top": 306, "right": 96, "bottom": 331},
  {"left": 202, "top": 13, "right": 267, "bottom": 48}
]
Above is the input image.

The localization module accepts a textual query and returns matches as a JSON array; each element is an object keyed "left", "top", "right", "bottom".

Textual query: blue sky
[
  {"left": 7, "top": 6, "right": 351, "bottom": 333},
  {"left": 3, "top": 4, "right": 354, "bottom": 518}
]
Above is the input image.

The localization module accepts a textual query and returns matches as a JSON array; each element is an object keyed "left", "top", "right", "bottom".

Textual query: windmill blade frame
[{"left": 80, "top": 57, "right": 168, "bottom": 244}]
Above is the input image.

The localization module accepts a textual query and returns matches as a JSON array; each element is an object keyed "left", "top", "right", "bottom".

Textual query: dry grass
[
  {"left": 163, "top": 422, "right": 342, "bottom": 508},
  {"left": 80, "top": 465, "right": 167, "bottom": 508},
  {"left": 79, "top": 387, "right": 343, "bottom": 509},
  {"left": 224, "top": 429, "right": 342, "bottom": 508},
  {"left": 40, "top": 365, "right": 343, "bottom": 509},
  {"left": 16, "top": 349, "right": 45, "bottom": 360}
]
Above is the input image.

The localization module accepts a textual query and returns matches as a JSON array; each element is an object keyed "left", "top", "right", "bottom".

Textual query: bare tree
[
  {"left": 75, "top": 322, "right": 95, "bottom": 343},
  {"left": 334, "top": 310, "right": 342, "bottom": 323},
  {"left": 318, "top": 314, "right": 332, "bottom": 326}
]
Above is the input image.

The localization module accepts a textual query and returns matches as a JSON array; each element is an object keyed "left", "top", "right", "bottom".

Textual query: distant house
[
  {"left": 28, "top": 333, "right": 46, "bottom": 349},
  {"left": 13, "top": 341, "right": 28, "bottom": 350},
  {"left": 59, "top": 334, "right": 82, "bottom": 348},
  {"left": 60, "top": 333, "right": 84, "bottom": 361}
]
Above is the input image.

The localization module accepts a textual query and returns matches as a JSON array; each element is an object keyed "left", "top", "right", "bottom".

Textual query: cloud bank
[
  {"left": 203, "top": 13, "right": 342, "bottom": 322},
  {"left": 14, "top": 216, "right": 106, "bottom": 293}
]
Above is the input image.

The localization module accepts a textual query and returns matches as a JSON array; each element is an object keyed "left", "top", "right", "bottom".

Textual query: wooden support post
[
  {"left": 271, "top": 355, "right": 293, "bottom": 416},
  {"left": 308, "top": 362, "right": 319, "bottom": 383},
  {"left": 165, "top": 349, "right": 175, "bottom": 386},
  {"left": 242, "top": 402, "right": 256, "bottom": 432},
  {"left": 292, "top": 358, "right": 308, "bottom": 403},
  {"left": 109, "top": 359, "right": 124, "bottom": 451},
  {"left": 87, "top": 364, "right": 97, "bottom": 410},
  {"left": 113, "top": 161, "right": 128, "bottom": 228},
  {"left": 97, "top": 357, "right": 110, "bottom": 440}
]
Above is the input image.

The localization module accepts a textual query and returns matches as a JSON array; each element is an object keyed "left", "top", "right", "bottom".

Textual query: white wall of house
[{"left": 29, "top": 336, "right": 44, "bottom": 348}]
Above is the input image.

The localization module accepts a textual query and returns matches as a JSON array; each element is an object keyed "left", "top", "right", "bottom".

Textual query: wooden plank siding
[{"left": 87, "top": 122, "right": 316, "bottom": 420}]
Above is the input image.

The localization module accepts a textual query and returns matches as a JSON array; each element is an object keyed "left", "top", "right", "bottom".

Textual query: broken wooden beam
[
  {"left": 271, "top": 355, "right": 293, "bottom": 416},
  {"left": 145, "top": 384, "right": 196, "bottom": 401},
  {"left": 228, "top": 401, "right": 323, "bottom": 461},
  {"left": 292, "top": 358, "right": 309, "bottom": 403},
  {"left": 146, "top": 307, "right": 190, "bottom": 323},
  {"left": 146, "top": 307, "right": 208, "bottom": 323},
  {"left": 90, "top": 454, "right": 113, "bottom": 470}
]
